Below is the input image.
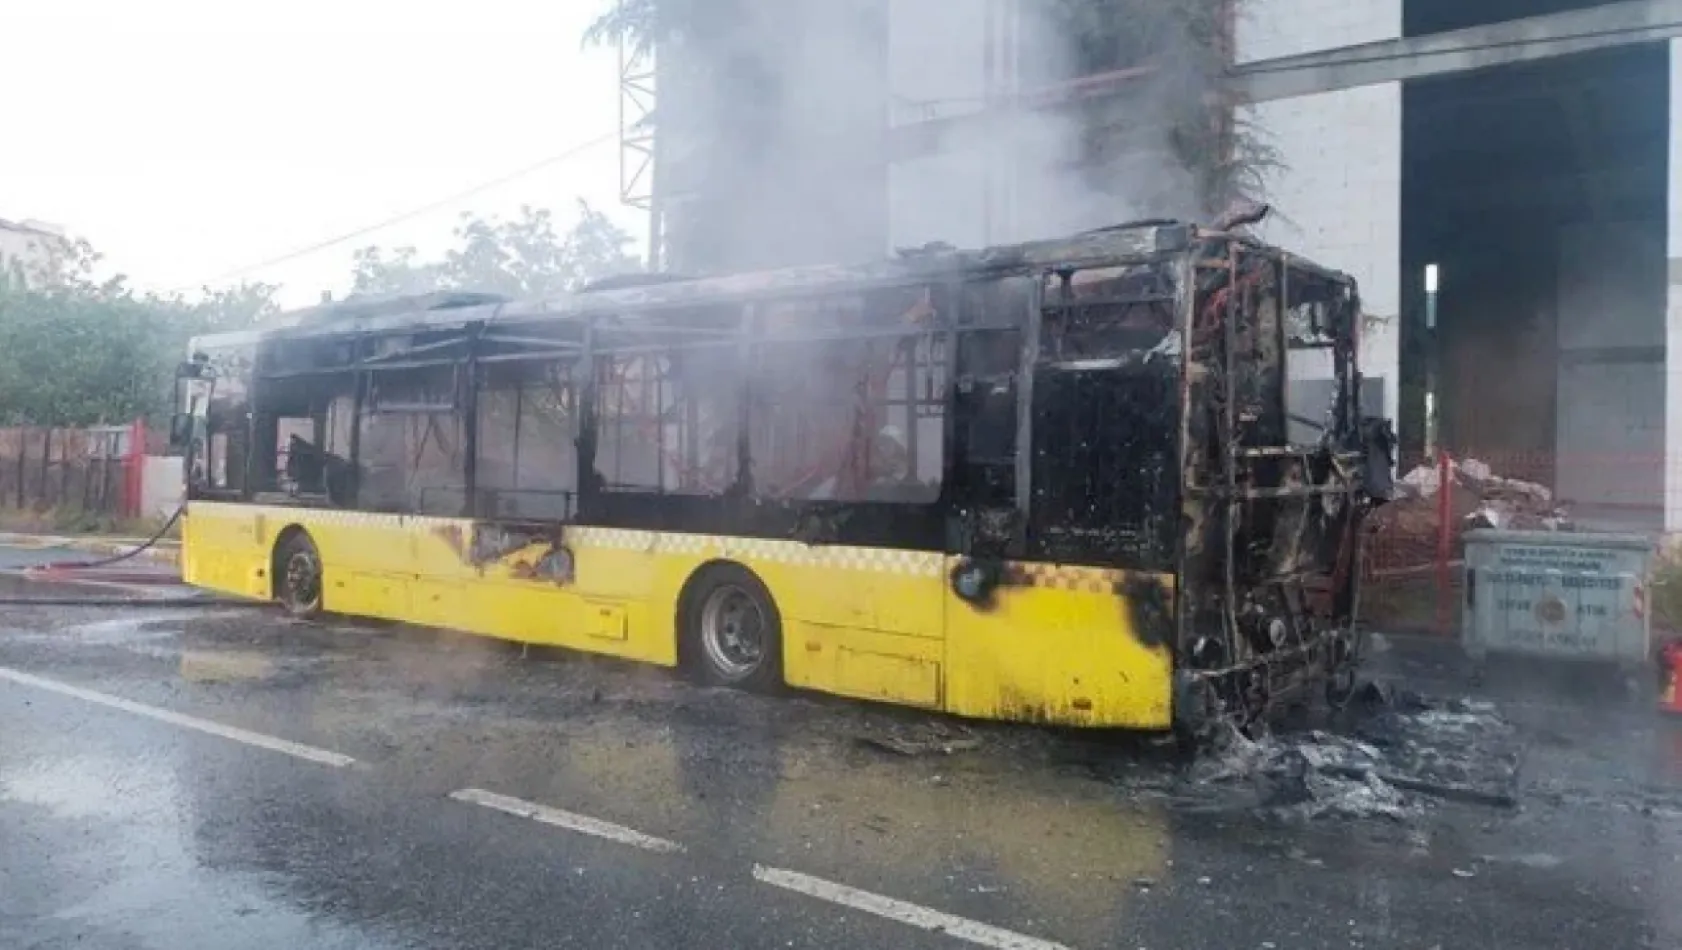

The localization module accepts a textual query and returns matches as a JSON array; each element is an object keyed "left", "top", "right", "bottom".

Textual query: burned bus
[{"left": 173, "top": 220, "right": 1393, "bottom": 735}]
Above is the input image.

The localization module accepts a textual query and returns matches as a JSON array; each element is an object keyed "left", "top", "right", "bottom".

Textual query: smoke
[
  {"left": 889, "top": 0, "right": 1206, "bottom": 250},
  {"left": 657, "top": 0, "right": 1221, "bottom": 274},
  {"left": 658, "top": 0, "right": 894, "bottom": 272}
]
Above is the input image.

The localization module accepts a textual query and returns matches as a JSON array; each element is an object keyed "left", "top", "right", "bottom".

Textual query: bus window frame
[
  {"left": 179, "top": 232, "right": 1214, "bottom": 562},
  {"left": 743, "top": 287, "right": 950, "bottom": 507}
]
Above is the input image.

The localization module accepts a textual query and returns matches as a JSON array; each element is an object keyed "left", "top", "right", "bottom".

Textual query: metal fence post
[
  {"left": 39, "top": 428, "right": 53, "bottom": 508},
  {"left": 1435, "top": 449, "right": 1454, "bottom": 636},
  {"left": 14, "top": 428, "right": 27, "bottom": 510},
  {"left": 57, "top": 434, "right": 69, "bottom": 505},
  {"left": 123, "top": 418, "right": 145, "bottom": 518}
]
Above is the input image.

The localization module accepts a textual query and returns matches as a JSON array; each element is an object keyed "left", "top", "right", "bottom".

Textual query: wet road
[
  {"left": 0, "top": 544, "right": 89, "bottom": 571},
  {"left": 4, "top": 560, "right": 1682, "bottom": 948}
]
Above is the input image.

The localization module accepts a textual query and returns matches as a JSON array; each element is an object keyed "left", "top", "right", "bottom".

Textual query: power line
[{"left": 187, "top": 130, "right": 619, "bottom": 289}]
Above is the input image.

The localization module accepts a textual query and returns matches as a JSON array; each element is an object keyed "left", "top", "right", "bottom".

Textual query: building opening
[{"left": 1400, "top": 0, "right": 1671, "bottom": 526}]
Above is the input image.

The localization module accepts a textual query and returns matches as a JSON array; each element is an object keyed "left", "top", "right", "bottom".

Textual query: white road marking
[
  {"left": 0, "top": 666, "right": 356, "bottom": 768},
  {"left": 752, "top": 865, "right": 1072, "bottom": 950},
  {"left": 449, "top": 788, "right": 686, "bottom": 854}
]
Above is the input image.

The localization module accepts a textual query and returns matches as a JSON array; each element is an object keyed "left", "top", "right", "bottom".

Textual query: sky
[{"left": 2, "top": 0, "right": 645, "bottom": 307}]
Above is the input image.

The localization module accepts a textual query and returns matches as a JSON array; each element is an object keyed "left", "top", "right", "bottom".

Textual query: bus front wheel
[
  {"left": 274, "top": 531, "right": 325, "bottom": 619},
  {"left": 681, "top": 564, "right": 783, "bottom": 692}
]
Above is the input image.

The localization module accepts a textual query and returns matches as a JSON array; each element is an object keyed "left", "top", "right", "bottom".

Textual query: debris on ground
[
  {"left": 1189, "top": 726, "right": 1419, "bottom": 822},
  {"left": 857, "top": 720, "right": 983, "bottom": 757},
  {"left": 1180, "top": 690, "right": 1522, "bottom": 821},
  {"left": 1350, "top": 696, "right": 1523, "bottom": 808}
]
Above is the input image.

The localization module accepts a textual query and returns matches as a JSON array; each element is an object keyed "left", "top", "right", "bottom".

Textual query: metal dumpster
[{"left": 1463, "top": 529, "right": 1653, "bottom": 670}]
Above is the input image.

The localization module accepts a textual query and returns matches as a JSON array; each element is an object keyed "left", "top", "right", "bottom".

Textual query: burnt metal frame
[
  {"left": 185, "top": 223, "right": 1384, "bottom": 735},
  {"left": 192, "top": 222, "right": 1370, "bottom": 573},
  {"left": 1171, "top": 232, "right": 1371, "bottom": 724}
]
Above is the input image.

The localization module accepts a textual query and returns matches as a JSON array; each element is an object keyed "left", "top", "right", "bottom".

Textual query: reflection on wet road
[{"left": 5, "top": 571, "right": 1682, "bottom": 948}]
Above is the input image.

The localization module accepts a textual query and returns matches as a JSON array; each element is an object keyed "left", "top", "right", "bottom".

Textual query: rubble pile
[{"left": 1368, "top": 457, "right": 1570, "bottom": 566}]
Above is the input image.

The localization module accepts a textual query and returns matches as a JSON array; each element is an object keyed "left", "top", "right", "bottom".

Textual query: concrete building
[
  {"left": 628, "top": 0, "right": 1682, "bottom": 528},
  {"left": 1229, "top": 0, "right": 1681, "bottom": 530},
  {"left": 0, "top": 217, "right": 68, "bottom": 287}
]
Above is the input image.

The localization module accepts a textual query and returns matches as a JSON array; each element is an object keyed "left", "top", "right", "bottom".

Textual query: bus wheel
[
  {"left": 684, "top": 564, "right": 782, "bottom": 692},
  {"left": 275, "top": 532, "right": 324, "bottom": 619}
]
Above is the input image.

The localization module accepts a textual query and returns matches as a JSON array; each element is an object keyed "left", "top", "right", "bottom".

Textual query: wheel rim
[
  {"left": 699, "top": 584, "right": 767, "bottom": 679},
  {"left": 284, "top": 550, "right": 322, "bottom": 611}
]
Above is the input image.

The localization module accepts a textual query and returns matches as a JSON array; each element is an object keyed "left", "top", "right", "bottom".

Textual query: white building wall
[
  {"left": 1556, "top": 223, "right": 1667, "bottom": 514},
  {"left": 1666, "top": 38, "right": 1682, "bottom": 530},
  {"left": 1237, "top": 0, "right": 1403, "bottom": 429},
  {"left": 0, "top": 218, "right": 67, "bottom": 287},
  {"left": 886, "top": 0, "right": 996, "bottom": 250}
]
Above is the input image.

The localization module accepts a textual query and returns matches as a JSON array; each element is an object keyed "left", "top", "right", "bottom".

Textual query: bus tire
[
  {"left": 274, "top": 530, "right": 325, "bottom": 619},
  {"left": 680, "top": 563, "right": 783, "bottom": 692}
]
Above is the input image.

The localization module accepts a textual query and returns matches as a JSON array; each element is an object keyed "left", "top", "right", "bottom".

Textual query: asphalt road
[
  {"left": 3, "top": 556, "right": 1681, "bottom": 949},
  {"left": 0, "top": 544, "right": 92, "bottom": 571}
]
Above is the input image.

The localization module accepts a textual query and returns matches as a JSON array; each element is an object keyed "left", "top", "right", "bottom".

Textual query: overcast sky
[{"left": 3, "top": 0, "right": 643, "bottom": 307}]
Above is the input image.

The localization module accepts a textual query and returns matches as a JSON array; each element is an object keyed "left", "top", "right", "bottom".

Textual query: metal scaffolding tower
[{"left": 617, "top": 24, "right": 663, "bottom": 270}]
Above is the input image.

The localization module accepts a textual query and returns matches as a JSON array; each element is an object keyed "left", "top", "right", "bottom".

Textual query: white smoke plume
[{"left": 648, "top": 0, "right": 1222, "bottom": 273}]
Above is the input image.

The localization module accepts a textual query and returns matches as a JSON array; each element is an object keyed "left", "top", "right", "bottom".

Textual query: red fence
[
  {"left": 1358, "top": 449, "right": 1651, "bottom": 637},
  {"left": 1362, "top": 452, "right": 1459, "bottom": 636},
  {"left": 0, "top": 421, "right": 149, "bottom": 519}
]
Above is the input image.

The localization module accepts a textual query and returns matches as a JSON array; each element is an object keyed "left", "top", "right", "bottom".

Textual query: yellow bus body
[{"left": 184, "top": 500, "right": 1174, "bottom": 729}]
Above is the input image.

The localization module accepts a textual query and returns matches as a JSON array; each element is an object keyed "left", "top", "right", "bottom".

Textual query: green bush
[{"left": 1651, "top": 543, "right": 1682, "bottom": 638}]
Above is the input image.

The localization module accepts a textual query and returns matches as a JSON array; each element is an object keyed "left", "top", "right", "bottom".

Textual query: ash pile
[{"left": 1180, "top": 689, "right": 1522, "bottom": 822}]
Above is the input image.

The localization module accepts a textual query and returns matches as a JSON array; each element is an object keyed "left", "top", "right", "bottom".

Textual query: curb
[
  {"left": 0, "top": 532, "right": 180, "bottom": 566},
  {"left": 24, "top": 566, "right": 187, "bottom": 586}
]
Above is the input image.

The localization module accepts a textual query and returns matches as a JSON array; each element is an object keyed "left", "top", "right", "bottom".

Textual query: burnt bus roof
[{"left": 189, "top": 220, "right": 1355, "bottom": 352}]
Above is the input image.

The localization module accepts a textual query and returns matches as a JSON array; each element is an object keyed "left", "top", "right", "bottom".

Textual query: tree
[
  {"left": 0, "top": 198, "right": 633, "bottom": 428},
  {"left": 180, "top": 281, "right": 284, "bottom": 330},
  {"left": 0, "top": 241, "right": 280, "bottom": 426},
  {"left": 350, "top": 201, "right": 642, "bottom": 299},
  {"left": 5, "top": 232, "right": 127, "bottom": 300}
]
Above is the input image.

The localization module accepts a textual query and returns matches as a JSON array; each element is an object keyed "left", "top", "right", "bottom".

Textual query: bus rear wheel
[
  {"left": 682, "top": 564, "right": 782, "bottom": 692},
  {"left": 275, "top": 532, "right": 324, "bottom": 619}
]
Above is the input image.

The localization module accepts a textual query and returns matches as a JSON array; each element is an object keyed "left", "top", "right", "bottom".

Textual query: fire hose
[{"left": 29, "top": 503, "right": 185, "bottom": 571}]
